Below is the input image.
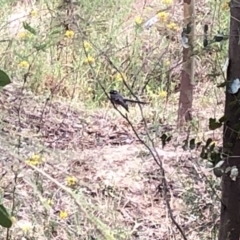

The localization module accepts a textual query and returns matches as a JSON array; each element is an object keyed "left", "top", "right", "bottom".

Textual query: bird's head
[{"left": 109, "top": 90, "right": 118, "bottom": 95}]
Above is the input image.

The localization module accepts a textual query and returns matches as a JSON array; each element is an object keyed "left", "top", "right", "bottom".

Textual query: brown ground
[{"left": 0, "top": 82, "right": 221, "bottom": 239}]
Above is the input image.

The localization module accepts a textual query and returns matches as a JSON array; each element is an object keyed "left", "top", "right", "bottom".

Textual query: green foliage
[
  {"left": 0, "top": 204, "right": 12, "bottom": 228},
  {"left": 200, "top": 137, "right": 223, "bottom": 177},
  {"left": 23, "top": 22, "right": 37, "bottom": 35},
  {"left": 160, "top": 133, "right": 172, "bottom": 148},
  {"left": 209, "top": 118, "right": 222, "bottom": 130},
  {"left": 0, "top": 69, "right": 11, "bottom": 87},
  {"left": 0, "top": 0, "right": 230, "bottom": 110},
  {"left": 182, "top": 138, "right": 201, "bottom": 151}
]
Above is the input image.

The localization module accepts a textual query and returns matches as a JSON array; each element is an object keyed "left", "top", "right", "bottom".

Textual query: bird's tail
[{"left": 124, "top": 99, "right": 148, "bottom": 104}]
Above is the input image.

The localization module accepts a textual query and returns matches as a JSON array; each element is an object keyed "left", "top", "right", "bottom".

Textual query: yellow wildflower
[
  {"left": 17, "top": 31, "right": 27, "bottom": 40},
  {"left": 65, "top": 30, "right": 74, "bottom": 38},
  {"left": 30, "top": 10, "right": 38, "bottom": 17},
  {"left": 83, "top": 40, "right": 92, "bottom": 52},
  {"left": 11, "top": 216, "right": 17, "bottom": 224},
  {"left": 165, "top": 60, "right": 170, "bottom": 66},
  {"left": 25, "top": 154, "right": 44, "bottom": 166},
  {"left": 157, "top": 12, "right": 168, "bottom": 22},
  {"left": 87, "top": 87, "right": 92, "bottom": 93},
  {"left": 159, "top": 90, "right": 167, "bottom": 98},
  {"left": 135, "top": 16, "right": 143, "bottom": 25},
  {"left": 114, "top": 72, "right": 126, "bottom": 81},
  {"left": 47, "top": 199, "right": 54, "bottom": 206},
  {"left": 166, "top": 22, "right": 178, "bottom": 31},
  {"left": 18, "top": 60, "right": 29, "bottom": 68},
  {"left": 18, "top": 220, "right": 33, "bottom": 234},
  {"left": 17, "top": 31, "right": 33, "bottom": 40},
  {"left": 162, "top": 0, "right": 173, "bottom": 5},
  {"left": 221, "top": 1, "right": 230, "bottom": 10},
  {"left": 84, "top": 56, "right": 95, "bottom": 64},
  {"left": 59, "top": 210, "right": 68, "bottom": 219},
  {"left": 66, "top": 176, "right": 77, "bottom": 186}
]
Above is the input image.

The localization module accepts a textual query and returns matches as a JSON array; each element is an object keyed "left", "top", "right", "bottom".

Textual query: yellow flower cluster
[
  {"left": 25, "top": 154, "right": 45, "bottom": 166},
  {"left": 83, "top": 40, "right": 92, "bottom": 52},
  {"left": 18, "top": 60, "right": 29, "bottom": 68},
  {"left": 162, "top": 0, "right": 173, "bottom": 5},
  {"left": 65, "top": 30, "right": 75, "bottom": 38},
  {"left": 17, "top": 31, "right": 34, "bottom": 40},
  {"left": 114, "top": 72, "right": 126, "bottom": 82},
  {"left": 221, "top": 1, "right": 230, "bottom": 10},
  {"left": 135, "top": 16, "right": 143, "bottom": 25},
  {"left": 84, "top": 56, "right": 95, "bottom": 64},
  {"left": 166, "top": 22, "right": 178, "bottom": 31},
  {"left": 87, "top": 86, "right": 93, "bottom": 93},
  {"left": 66, "top": 176, "right": 77, "bottom": 186},
  {"left": 157, "top": 12, "right": 168, "bottom": 22},
  {"left": 30, "top": 10, "right": 38, "bottom": 17},
  {"left": 159, "top": 90, "right": 167, "bottom": 98},
  {"left": 19, "top": 221, "right": 33, "bottom": 234},
  {"left": 147, "top": 86, "right": 168, "bottom": 99},
  {"left": 59, "top": 210, "right": 68, "bottom": 219},
  {"left": 47, "top": 198, "right": 54, "bottom": 206}
]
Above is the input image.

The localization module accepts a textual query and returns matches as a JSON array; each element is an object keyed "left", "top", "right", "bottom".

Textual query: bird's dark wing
[{"left": 110, "top": 91, "right": 129, "bottom": 111}]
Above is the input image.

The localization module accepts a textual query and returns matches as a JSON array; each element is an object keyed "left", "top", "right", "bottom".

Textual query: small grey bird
[{"left": 109, "top": 90, "right": 147, "bottom": 111}]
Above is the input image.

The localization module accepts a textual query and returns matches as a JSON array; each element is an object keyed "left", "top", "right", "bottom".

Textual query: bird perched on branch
[{"left": 109, "top": 89, "right": 147, "bottom": 111}]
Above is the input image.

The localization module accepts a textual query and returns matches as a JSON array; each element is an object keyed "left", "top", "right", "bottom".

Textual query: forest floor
[{"left": 0, "top": 80, "right": 223, "bottom": 239}]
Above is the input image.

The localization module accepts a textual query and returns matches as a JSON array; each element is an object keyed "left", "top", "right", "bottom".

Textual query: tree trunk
[
  {"left": 177, "top": 0, "right": 195, "bottom": 127},
  {"left": 219, "top": 2, "right": 240, "bottom": 240}
]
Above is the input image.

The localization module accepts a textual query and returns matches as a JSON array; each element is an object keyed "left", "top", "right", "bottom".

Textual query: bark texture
[
  {"left": 177, "top": 0, "right": 195, "bottom": 127},
  {"left": 219, "top": 2, "right": 240, "bottom": 240}
]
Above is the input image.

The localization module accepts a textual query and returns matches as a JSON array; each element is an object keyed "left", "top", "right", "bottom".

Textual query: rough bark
[
  {"left": 177, "top": 0, "right": 195, "bottom": 127},
  {"left": 219, "top": 2, "right": 240, "bottom": 240}
]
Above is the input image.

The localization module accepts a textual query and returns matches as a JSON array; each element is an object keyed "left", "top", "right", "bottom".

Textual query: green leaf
[
  {"left": 219, "top": 115, "right": 228, "bottom": 123},
  {"left": 235, "top": 108, "right": 240, "bottom": 117},
  {"left": 0, "top": 69, "right": 11, "bottom": 87},
  {"left": 34, "top": 43, "right": 48, "bottom": 51},
  {"left": 182, "top": 139, "right": 188, "bottom": 151},
  {"left": 210, "top": 151, "right": 221, "bottom": 164},
  {"left": 196, "top": 141, "right": 202, "bottom": 149},
  {"left": 200, "top": 147, "right": 207, "bottom": 159},
  {"left": 229, "top": 100, "right": 238, "bottom": 108},
  {"left": 160, "top": 133, "right": 167, "bottom": 148},
  {"left": 217, "top": 82, "right": 227, "bottom": 88},
  {"left": 0, "top": 204, "right": 12, "bottom": 228},
  {"left": 207, "top": 73, "right": 221, "bottom": 78},
  {"left": 189, "top": 138, "right": 195, "bottom": 150},
  {"left": 160, "top": 133, "right": 171, "bottom": 148},
  {"left": 206, "top": 138, "right": 213, "bottom": 147},
  {"left": 213, "top": 167, "right": 223, "bottom": 177},
  {"left": 209, "top": 143, "right": 215, "bottom": 152},
  {"left": 23, "top": 22, "right": 37, "bottom": 35},
  {"left": 233, "top": 123, "right": 240, "bottom": 132},
  {"left": 50, "top": 29, "right": 62, "bottom": 35},
  {"left": 225, "top": 142, "right": 233, "bottom": 148},
  {"left": 209, "top": 118, "right": 222, "bottom": 130},
  {"left": 166, "top": 135, "right": 172, "bottom": 142}
]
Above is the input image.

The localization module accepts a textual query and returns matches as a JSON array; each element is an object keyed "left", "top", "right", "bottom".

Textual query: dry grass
[{"left": 0, "top": 78, "right": 223, "bottom": 239}]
